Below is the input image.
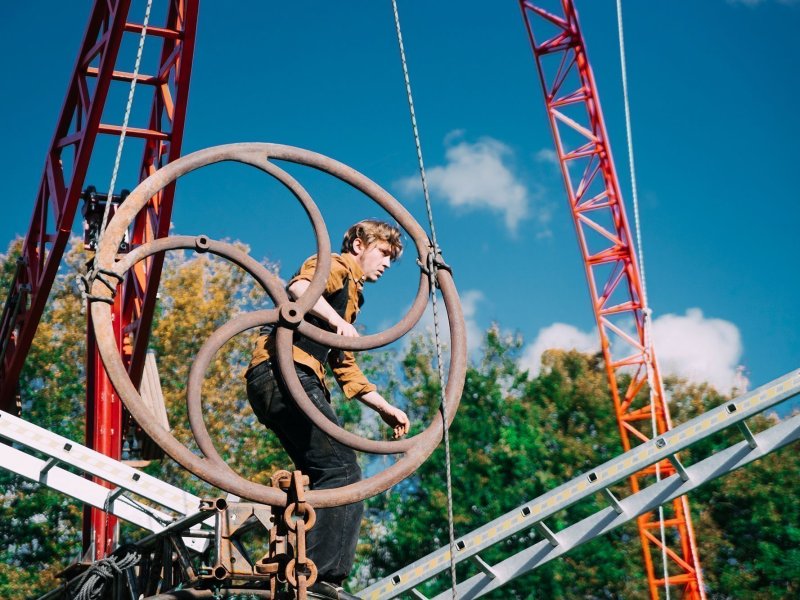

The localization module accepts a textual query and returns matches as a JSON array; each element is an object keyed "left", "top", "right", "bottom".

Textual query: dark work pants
[{"left": 245, "top": 360, "right": 363, "bottom": 585}]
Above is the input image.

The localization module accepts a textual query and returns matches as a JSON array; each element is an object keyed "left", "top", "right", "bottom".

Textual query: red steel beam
[
  {"left": 0, "top": 0, "right": 198, "bottom": 558},
  {"left": 123, "top": 0, "right": 199, "bottom": 397},
  {"left": 518, "top": 2, "right": 705, "bottom": 598},
  {"left": 83, "top": 0, "right": 199, "bottom": 556}
]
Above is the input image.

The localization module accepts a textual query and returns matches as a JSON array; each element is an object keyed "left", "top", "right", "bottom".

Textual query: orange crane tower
[{"left": 519, "top": 1, "right": 705, "bottom": 597}]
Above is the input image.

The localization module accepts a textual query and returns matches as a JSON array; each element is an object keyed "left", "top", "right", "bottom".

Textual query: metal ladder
[
  {"left": 0, "top": 409, "right": 211, "bottom": 552},
  {"left": 360, "top": 369, "right": 800, "bottom": 599}
]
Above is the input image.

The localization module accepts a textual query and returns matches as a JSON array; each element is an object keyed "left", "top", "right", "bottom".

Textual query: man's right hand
[{"left": 334, "top": 317, "right": 359, "bottom": 337}]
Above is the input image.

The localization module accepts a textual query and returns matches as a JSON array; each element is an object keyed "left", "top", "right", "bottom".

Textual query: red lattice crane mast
[
  {"left": 0, "top": 0, "right": 198, "bottom": 560},
  {"left": 519, "top": 2, "right": 705, "bottom": 598}
]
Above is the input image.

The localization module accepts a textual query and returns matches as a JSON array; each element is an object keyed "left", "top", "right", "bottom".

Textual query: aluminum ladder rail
[
  {"left": 360, "top": 369, "right": 800, "bottom": 599},
  {"left": 0, "top": 410, "right": 210, "bottom": 551}
]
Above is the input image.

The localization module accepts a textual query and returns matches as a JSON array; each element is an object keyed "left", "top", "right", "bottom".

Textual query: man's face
[{"left": 353, "top": 239, "right": 393, "bottom": 282}]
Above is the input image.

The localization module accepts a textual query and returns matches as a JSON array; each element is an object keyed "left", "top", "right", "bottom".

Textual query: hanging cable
[
  {"left": 391, "top": 0, "right": 458, "bottom": 596},
  {"left": 615, "top": 1, "right": 671, "bottom": 596},
  {"left": 97, "top": 0, "right": 155, "bottom": 247}
]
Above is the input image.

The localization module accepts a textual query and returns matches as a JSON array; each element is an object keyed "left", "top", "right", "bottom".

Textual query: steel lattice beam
[
  {"left": 433, "top": 405, "right": 800, "bottom": 599},
  {"left": 0, "top": 0, "right": 198, "bottom": 560},
  {"left": 518, "top": 2, "right": 704, "bottom": 597},
  {"left": 0, "top": 408, "right": 210, "bottom": 553}
]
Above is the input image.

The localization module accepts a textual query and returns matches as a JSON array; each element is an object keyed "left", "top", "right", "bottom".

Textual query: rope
[
  {"left": 97, "top": 0, "right": 155, "bottom": 247},
  {"left": 73, "top": 545, "right": 141, "bottom": 600},
  {"left": 391, "top": 1, "right": 458, "bottom": 596},
  {"left": 615, "top": 1, "right": 670, "bottom": 596}
]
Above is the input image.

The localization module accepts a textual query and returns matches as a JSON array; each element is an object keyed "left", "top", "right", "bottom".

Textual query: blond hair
[{"left": 341, "top": 220, "right": 403, "bottom": 260}]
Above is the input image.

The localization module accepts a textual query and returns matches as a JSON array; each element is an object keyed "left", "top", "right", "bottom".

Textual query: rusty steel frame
[
  {"left": 89, "top": 142, "right": 467, "bottom": 508},
  {"left": 518, "top": 2, "right": 704, "bottom": 598}
]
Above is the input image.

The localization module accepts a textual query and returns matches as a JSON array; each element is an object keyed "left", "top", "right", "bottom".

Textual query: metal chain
[
  {"left": 391, "top": 1, "right": 458, "bottom": 596},
  {"left": 97, "top": 0, "right": 155, "bottom": 247},
  {"left": 615, "top": 1, "right": 671, "bottom": 596}
]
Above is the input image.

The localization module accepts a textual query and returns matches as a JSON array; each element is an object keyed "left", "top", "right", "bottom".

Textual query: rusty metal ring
[
  {"left": 285, "top": 558, "right": 318, "bottom": 588},
  {"left": 283, "top": 503, "right": 317, "bottom": 532},
  {"left": 90, "top": 143, "right": 467, "bottom": 507}
]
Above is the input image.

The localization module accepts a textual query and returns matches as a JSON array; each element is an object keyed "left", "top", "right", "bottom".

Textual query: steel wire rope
[
  {"left": 390, "top": 0, "right": 458, "bottom": 595},
  {"left": 614, "top": 1, "right": 672, "bottom": 595},
  {"left": 97, "top": 0, "right": 155, "bottom": 246}
]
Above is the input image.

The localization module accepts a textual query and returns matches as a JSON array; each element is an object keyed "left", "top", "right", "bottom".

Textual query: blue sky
[{"left": 1, "top": 1, "right": 798, "bottom": 399}]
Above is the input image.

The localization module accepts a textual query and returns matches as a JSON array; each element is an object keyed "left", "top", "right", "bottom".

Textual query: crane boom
[{"left": 519, "top": 1, "right": 705, "bottom": 597}]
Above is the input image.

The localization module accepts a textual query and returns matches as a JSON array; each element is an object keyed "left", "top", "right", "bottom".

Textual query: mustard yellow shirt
[{"left": 248, "top": 253, "right": 377, "bottom": 399}]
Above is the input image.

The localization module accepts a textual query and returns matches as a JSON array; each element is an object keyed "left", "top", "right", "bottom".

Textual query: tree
[{"left": 0, "top": 239, "right": 287, "bottom": 598}]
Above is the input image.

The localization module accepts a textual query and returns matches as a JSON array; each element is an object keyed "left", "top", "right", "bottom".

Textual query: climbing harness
[
  {"left": 391, "top": 0, "right": 459, "bottom": 596},
  {"left": 615, "top": 1, "right": 671, "bottom": 595}
]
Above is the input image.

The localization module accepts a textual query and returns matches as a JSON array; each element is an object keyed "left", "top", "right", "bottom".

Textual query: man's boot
[{"left": 307, "top": 580, "right": 361, "bottom": 600}]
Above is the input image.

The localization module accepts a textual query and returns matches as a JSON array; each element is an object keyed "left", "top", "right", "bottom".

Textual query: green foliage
[{"left": 358, "top": 332, "right": 799, "bottom": 599}]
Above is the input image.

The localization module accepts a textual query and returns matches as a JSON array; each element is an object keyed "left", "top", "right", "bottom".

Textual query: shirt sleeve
[
  {"left": 329, "top": 350, "right": 377, "bottom": 399},
  {"left": 289, "top": 255, "right": 347, "bottom": 295}
]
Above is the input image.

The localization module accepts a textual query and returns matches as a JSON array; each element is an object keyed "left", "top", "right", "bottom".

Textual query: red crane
[
  {"left": 519, "top": 1, "right": 705, "bottom": 598},
  {"left": 0, "top": 0, "right": 198, "bottom": 560}
]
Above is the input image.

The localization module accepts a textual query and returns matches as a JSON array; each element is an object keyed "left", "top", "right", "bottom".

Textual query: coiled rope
[
  {"left": 390, "top": 0, "right": 459, "bottom": 596},
  {"left": 73, "top": 545, "right": 141, "bottom": 600}
]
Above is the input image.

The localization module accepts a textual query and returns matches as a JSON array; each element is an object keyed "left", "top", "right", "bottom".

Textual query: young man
[{"left": 245, "top": 220, "right": 410, "bottom": 600}]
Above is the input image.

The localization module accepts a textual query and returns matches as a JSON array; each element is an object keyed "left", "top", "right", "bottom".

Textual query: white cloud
[
  {"left": 519, "top": 322, "right": 598, "bottom": 377},
  {"left": 651, "top": 308, "right": 748, "bottom": 392},
  {"left": 535, "top": 148, "right": 559, "bottom": 166},
  {"left": 398, "top": 133, "right": 530, "bottom": 235},
  {"left": 520, "top": 308, "right": 748, "bottom": 393}
]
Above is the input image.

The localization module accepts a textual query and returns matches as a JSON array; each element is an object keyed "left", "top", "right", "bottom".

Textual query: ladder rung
[
  {"left": 86, "top": 67, "right": 160, "bottom": 86},
  {"left": 39, "top": 457, "right": 60, "bottom": 478},
  {"left": 410, "top": 588, "right": 430, "bottom": 600},
  {"left": 106, "top": 486, "right": 126, "bottom": 506},
  {"left": 737, "top": 422, "right": 758, "bottom": 449},
  {"left": 97, "top": 124, "right": 170, "bottom": 140},
  {"left": 534, "top": 521, "right": 560, "bottom": 547},
  {"left": 667, "top": 454, "right": 690, "bottom": 482},
  {"left": 124, "top": 23, "right": 182, "bottom": 40},
  {"left": 471, "top": 554, "right": 500, "bottom": 579},
  {"left": 602, "top": 487, "right": 624, "bottom": 514}
]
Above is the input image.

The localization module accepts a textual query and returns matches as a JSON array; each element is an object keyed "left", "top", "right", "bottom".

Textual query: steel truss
[
  {"left": 0, "top": 0, "right": 198, "bottom": 560},
  {"left": 518, "top": 1, "right": 703, "bottom": 597},
  {"left": 360, "top": 369, "right": 800, "bottom": 599}
]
